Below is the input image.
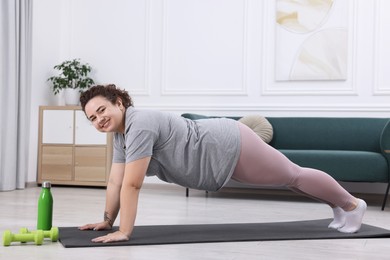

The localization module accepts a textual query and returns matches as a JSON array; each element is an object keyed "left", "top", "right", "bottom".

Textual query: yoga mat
[{"left": 59, "top": 219, "right": 390, "bottom": 248}]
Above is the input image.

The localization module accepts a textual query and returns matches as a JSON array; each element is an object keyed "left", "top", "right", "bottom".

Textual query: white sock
[
  {"left": 328, "top": 207, "right": 346, "bottom": 229},
  {"left": 337, "top": 199, "right": 367, "bottom": 233}
]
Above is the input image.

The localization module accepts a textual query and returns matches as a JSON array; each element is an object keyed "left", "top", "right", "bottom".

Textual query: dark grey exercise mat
[{"left": 58, "top": 219, "right": 390, "bottom": 248}]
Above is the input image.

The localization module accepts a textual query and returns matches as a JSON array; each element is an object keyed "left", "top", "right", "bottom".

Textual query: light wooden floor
[{"left": 1, "top": 184, "right": 390, "bottom": 260}]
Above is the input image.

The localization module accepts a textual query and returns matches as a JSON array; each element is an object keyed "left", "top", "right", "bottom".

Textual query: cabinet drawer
[
  {"left": 41, "top": 146, "right": 73, "bottom": 181},
  {"left": 74, "top": 147, "right": 107, "bottom": 182}
]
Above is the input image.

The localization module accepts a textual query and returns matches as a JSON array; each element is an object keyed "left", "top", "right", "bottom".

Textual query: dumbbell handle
[
  {"left": 12, "top": 233, "right": 38, "bottom": 242},
  {"left": 19, "top": 227, "right": 59, "bottom": 242}
]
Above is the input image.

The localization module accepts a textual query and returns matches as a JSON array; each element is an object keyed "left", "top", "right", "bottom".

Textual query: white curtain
[{"left": 0, "top": 0, "right": 32, "bottom": 190}]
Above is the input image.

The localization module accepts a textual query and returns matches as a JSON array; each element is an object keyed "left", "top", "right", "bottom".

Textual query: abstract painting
[{"left": 275, "top": 0, "right": 348, "bottom": 81}]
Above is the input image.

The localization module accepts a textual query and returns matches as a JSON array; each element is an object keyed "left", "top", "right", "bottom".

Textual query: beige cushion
[{"left": 238, "top": 115, "right": 273, "bottom": 143}]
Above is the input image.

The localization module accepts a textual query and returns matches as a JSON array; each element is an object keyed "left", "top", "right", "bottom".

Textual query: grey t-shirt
[{"left": 113, "top": 107, "right": 241, "bottom": 191}]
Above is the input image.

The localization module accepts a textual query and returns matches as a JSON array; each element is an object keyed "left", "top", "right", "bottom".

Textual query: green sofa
[{"left": 182, "top": 113, "right": 390, "bottom": 210}]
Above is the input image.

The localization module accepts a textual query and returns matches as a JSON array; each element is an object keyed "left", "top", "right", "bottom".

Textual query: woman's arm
[
  {"left": 91, "top": 156, "right": 150, "bottom": 243},
  {"left": 78, "top": 163, "right": 125, "bottom": 231}
]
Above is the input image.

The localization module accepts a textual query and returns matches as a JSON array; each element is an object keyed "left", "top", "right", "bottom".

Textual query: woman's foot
[
  {"left": 328, "top": 207, "right": 346, "bottom": 229},
  {"left": 337, "top": 199, "right": 367, "bottom": 233}
]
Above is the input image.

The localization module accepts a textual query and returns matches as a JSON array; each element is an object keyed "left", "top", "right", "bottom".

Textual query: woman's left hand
[{"left": 91, "top": 230, "right": 129, "bottom": 243}]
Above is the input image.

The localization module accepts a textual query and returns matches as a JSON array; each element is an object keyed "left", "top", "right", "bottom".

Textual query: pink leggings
[{"left": 231, "top": 122, "right": 356, "bottom": 210}]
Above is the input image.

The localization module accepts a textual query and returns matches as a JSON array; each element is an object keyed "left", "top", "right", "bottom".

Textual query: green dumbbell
[
  {"left": 2, "top": 230, "right": 44, "bottom": 246},
  {"left": 19, "top": 227, "right": 59, "bottom": 242}
]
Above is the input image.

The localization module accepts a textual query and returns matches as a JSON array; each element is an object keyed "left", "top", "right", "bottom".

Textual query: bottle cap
[{"left": 42, "top": 181, "right": 51, "bottom": 188}]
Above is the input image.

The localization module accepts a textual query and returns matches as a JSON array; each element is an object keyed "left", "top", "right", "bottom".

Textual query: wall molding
[
  {"left": 136, "top": 103, "right": 390, "bottom": 114},
  {"left": 373, "top": 0, "right": 390, "bottom": 95},
  {"left": 65, "top": 0, "right": 152, "bottom": 96},
  {"left": 160, "top": 0, "right": 249, "bottom": 96}
]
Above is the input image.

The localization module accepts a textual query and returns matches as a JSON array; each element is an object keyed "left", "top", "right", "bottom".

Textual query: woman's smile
[{"left": 100, "top": 118, "right": 110, "bottom": 129}]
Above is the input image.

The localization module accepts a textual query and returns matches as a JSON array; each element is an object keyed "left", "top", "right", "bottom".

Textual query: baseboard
[{"left": 26, "top": 182, "right": 38, "bottom": 188}]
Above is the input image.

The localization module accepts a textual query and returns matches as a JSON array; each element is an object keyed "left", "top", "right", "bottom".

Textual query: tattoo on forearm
[{"left": 104, "top": 211, "right": 114, "bottom": 227}]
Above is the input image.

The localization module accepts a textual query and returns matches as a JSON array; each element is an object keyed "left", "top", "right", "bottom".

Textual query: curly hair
[{"left": 80, "top": 84, "right": 133, "bottom": 112}]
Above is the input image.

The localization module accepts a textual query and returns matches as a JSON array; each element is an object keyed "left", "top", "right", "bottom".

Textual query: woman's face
[{"left": 84, "top": 96, "right": 125, "bottom": 133}]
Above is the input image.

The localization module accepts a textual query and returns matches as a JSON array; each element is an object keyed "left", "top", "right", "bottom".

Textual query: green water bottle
[{"left": 37, "top": 181, "right": 53, "bottom": 230}]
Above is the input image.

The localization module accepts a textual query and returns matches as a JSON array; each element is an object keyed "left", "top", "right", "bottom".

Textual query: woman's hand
[
  {"left": 78, "top": 221, "right": 112, "bottom": 231},
  {"left": 91, "top": 230, "right": 129, "bottom": 243}
]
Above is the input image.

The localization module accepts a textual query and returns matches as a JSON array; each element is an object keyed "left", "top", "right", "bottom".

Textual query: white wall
[{"left": 29, "top": 0, "right": 390, "bottom": 193}]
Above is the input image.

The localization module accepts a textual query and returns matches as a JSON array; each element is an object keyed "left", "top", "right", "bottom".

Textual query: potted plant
[{"left": 47, "top": 58, "right": 95, "bottom": 105}]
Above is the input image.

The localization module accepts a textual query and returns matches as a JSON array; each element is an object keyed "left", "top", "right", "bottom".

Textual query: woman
[{"left": 78, "top": 84, "right": 366, "bottom": 243}]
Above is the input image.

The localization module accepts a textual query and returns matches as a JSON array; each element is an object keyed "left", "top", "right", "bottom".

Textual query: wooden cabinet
[{"left": 38, "top": 106, "right": 112, "bottom": 186}]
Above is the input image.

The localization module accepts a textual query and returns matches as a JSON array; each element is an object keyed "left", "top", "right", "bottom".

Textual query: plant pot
[
  {"left": 64, "top": 88, "right": 80, "bottom": 105},
  {"left": 57, "top": 90, "right": 66, "bottom": 106}
]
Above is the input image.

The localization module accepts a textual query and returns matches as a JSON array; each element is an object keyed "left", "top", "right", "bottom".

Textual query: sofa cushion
[
  {"left": 280, "top": 150, "right": 389, "bottom": 182},
  {"left": 238, "top": 115, "right": 273, "bottom": 143},
  {"left": 267, "top": 117, "right": 389, "bottom": 152}
]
